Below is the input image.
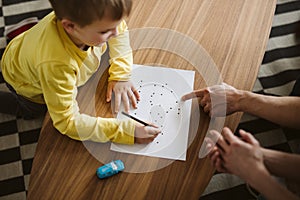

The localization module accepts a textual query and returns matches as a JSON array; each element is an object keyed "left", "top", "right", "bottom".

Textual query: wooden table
[{"left": 27, "top": 0, "right": 276, "bottom": 199}]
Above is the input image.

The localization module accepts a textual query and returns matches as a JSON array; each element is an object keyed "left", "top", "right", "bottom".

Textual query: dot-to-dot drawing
[
  {"left": 150, "top": 105, "right": 166, "bottom": 129},
  {"left": 132, "top": 81, "right": 182, "bottom": 137},
  {"left": 112, "top": 64, "right": 195, "bottom": 161}
]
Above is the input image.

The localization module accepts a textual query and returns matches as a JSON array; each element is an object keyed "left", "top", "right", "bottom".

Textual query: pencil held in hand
[
  {"left": 121, "top": 111, "right": 161, "bottom": 144},
  {"left": 121, "top": 111, "right": 150, "bottom": 126}
]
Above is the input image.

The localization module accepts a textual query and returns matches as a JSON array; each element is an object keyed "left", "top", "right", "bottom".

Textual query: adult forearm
[
  {"left": 238, "top": 91, "right": 300, "bottom": 129},
  {"left": 248, "top": 169, "right": 299, "bottom": 200},
  {"left": 262, "top": 148, "right": 300, "bottom": 182}
]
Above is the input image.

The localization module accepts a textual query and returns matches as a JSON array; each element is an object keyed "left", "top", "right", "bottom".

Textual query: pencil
[{"left": 121, "top": 111, "right": 149, "bottom": 126}]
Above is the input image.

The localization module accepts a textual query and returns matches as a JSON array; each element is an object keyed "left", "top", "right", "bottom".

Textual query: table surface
[{"left": 27, "top": 0, "right": 276, "bottom": 199}]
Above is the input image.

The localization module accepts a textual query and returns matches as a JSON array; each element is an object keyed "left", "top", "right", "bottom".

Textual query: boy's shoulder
[{"left": 0, "top": 0, "right": 53, "bottom": 58}]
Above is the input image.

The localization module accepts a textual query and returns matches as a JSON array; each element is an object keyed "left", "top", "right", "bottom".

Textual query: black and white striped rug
[
  {"left": 0, "top": 1, "right": 52, "bottom": 199},
  {"left": 0, "top": 0, "right": 299, "bottom": 199}
]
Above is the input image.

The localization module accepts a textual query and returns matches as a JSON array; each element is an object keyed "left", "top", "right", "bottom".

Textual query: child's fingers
[
  {"left": 131, "top": 86, "right": 140, "bottom": 101},
  {"left": 114, "top": 93, "right": 121, "bottom": 113},
  {"left": 147, "top": 122, "right": 158, "bottom": 128},
  {"left": 106, "top": 85, "right": 113, "bottom": 102},
  {"left": 145, "top": 126, "right": 161, "bottom": 135},
  {"left": 122, "top": 92, "right": 130, "bottom": 112},
  {"left": 127, "top": 90, "right": 137, "bottom": 109}
]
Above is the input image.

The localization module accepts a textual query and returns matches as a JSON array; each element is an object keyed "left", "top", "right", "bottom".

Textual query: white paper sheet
[{"left": 110, "top": 64, "right": 195, "bottom": 161}]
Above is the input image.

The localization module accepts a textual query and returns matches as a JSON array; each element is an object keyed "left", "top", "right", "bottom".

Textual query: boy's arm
[
  {"left": 106, "top": 20, "right": 139, "bottom": 113},
  {"left": 107, "top": 20, "right": 133, "bottom": 81},
  {"left": 38, "top": 63, "right": 135, "bottom": 144}
]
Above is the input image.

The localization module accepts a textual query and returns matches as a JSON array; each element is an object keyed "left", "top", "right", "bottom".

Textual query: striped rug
[
  {"left": 0, "top": 1, "right": 52, "bottom": 199},
  {"left": 0, "top": 0, "right": 299, "bottom": 199}
]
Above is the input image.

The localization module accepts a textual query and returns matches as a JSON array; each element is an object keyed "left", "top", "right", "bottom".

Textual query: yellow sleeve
[
  {"left": 108, "top": 20, "right": 133, "bottom": 81},
  {"left": 38, "top": 62, "right": 135, "bottom": 144}
]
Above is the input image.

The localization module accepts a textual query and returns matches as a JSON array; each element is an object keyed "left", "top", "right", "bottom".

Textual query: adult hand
[
  {"left": 209, "top": 128, "right": 300, "bottom": 200},
  {"left": 134, "top": 123, "right": 161, "bottom": 144},
  {"left": 106, "top": 80, "right": 140, "bottom": 113},
  {"left": 209, "top": 127, "right": 267, "bottom": 182},
  {"left": 181, "top": 83, "right": 243, "bottom": 117}
]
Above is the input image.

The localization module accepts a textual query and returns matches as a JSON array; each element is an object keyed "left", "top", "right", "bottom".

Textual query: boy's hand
[
  {"left": 134, "top": 123, "right": 161, "bottom": 144},
  {"left": 106, "top": 81, "right": 140, "bottom": 113}
]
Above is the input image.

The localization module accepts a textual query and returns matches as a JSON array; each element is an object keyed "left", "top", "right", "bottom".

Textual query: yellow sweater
[{"left": 1, "top": 12, "right": 135, "bottom": 144}]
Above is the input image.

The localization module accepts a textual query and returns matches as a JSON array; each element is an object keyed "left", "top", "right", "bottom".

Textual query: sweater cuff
[{"left": 114, "top": 119, "right": 135, "bottom": 144}]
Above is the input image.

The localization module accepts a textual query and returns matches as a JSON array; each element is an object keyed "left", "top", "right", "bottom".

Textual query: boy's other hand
[{"left": 106, "top": 81, "right": 140, "bottom": 113}]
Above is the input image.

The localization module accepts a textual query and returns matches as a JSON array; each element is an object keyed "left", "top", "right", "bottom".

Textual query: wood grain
[{"left": 27, "top": 0, "right": 276, "bottom": 199}]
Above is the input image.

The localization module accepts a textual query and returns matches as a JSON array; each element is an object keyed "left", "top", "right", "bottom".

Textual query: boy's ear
[{"left": 61, "top": 19, "right": 76, "bottom": 34}]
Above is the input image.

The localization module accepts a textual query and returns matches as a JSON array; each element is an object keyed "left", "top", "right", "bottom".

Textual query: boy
[{"left": 0, "top": 0, "right": 160, "bottom": 144}]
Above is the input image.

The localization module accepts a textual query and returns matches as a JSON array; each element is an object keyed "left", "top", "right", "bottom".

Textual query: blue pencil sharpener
[{"left": 96, "top": 160, "right": 125, "bottom": 179}]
